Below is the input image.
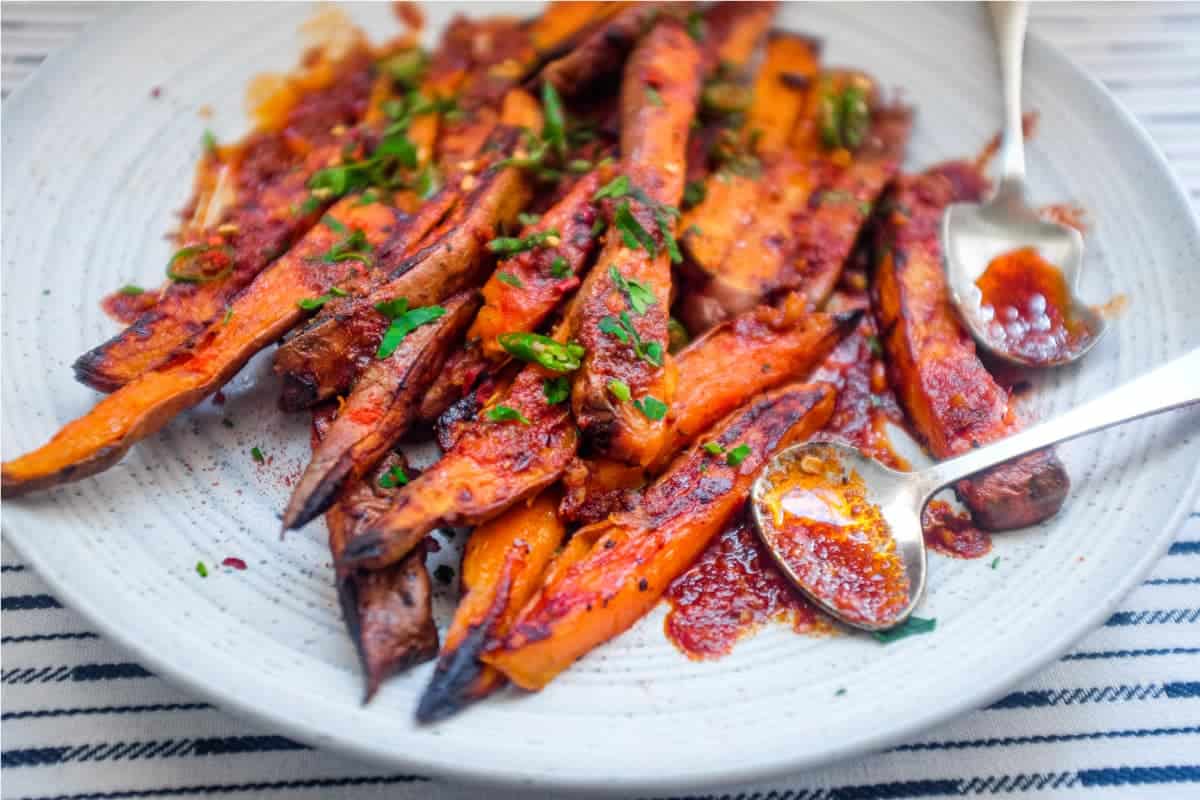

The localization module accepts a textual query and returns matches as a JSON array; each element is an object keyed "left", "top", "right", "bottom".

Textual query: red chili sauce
[
  {"left": 754, "top": 445, "right": 909, "bottom": 629},
  {"left": 101, "top": 288, "right": 159, "bottom": 325},
  {"left": 975, "top": 246, "right": 1095, "bottom": 365},
  {"left": 664, "top": 513, "right": 829, "bottom": 659},
  {"left": 922, "top": 499, "right": 991, "bottom": 559}
]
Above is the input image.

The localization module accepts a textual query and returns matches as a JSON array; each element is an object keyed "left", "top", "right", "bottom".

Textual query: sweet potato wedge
[
  {"left": 677, "top": 33, "right": 821, "bottom": 331},
  {"left": 416, "top": 488, "right": 566, "bottom": 722},
  {"left": 282, "top": 291, "right": 480, "bottom": 531},
  {"left": 315, "top": 409, "right": 438, "bottom": 700},
  {"left": 699, "top": 2, "right": 778, "bottom": 75},
  {"left": 540, "top": 3, "right": 679, "bottom": 97},
  {"left": 561, "top": 298, "right": 861, "bottom": 523},
  {"left": 871, "top": 161, "right": 1069, "bottom": 530},
  {"left": 273, "top": 134, "right": 532, "bottom": 410},
  {"left": 571, "top": 19, "right": 702, "bottom": 465},
  {"left": 484, "top": 382, "right": 836, "bottom": 690},
  {"left": 72, "top": 45, "right": 380, "bottom": 392},
  {"left": 1, "top": 199, "right": 429, "bottom": 496},
  {"left": 468, "top": 165, "right": 614, "bottom": 361},
  {"left": 338, "top": 350, "right": 578, "bottom": 571}
]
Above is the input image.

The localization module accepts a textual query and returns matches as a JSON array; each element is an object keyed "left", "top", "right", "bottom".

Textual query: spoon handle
[
  {"left": 926, "top": 348, "right": 1200, "bottom": 491},
  {"left": 989, "top": 0, "right": 1029, "bottom": 195}
]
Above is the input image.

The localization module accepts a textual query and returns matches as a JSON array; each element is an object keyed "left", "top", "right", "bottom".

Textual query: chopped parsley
[
  {"left": 702, "top": 442, "right": 725, "bottom": 456},
  {"left": 499, "top": 332, "right": 585, "bottom": 372},
  {"left": 633, "top": 395, "right": 668, "bottom": 421},
  {"left": 320, "top": 227, "right": 373, "bottom": 266},
  {"left": 373, "top": 299, "right": 447, "bottom": 359},
  {"left": 543, "top": 376, "right": 570, "bottom": 405},
  {"left": 667, "top": 317, "right": 690, "bottom": 353},
  {"left": 322, "top": 215, "right": 348, "bottom": 235},
  {"left": 297, "top": 287, "right": 347, "bottom": 310},
  {"left": 250, "top": 446, "right": 265, "bottom": 464},
  {"left": 540, "top": 81, "right": 567, "bottom": 160},
  {"left": 686, "top": 11, "right": 706, "bottom": 42},
  {"left": 593, "top": 175, "right": 630, "bottom": 202},
  {"left": 598, "top": 311, "right": 662, "bottom": 367},
  {"left": 567, "top": 158, "right": 593, "bottom": 173},
  {"left": 609, "top": 266, "right": 656, "bottom": 314},
  {"left": 990, "top": 557, "right": 1001, "bottom": 570},
  {"left": 517, "top": 212, "right": 542, "bottom": 226},
  {"left": 725, "top": 443, "right": 751, "bottom": 467},
  {"left": 645, "top": 86, "right": 664, "bottom": 107},
  {"left": 117, "top": 285, "right": 145, "bottom": 296},
  {"left": 496, "top": 271, "right": 524, "bottom": 288},
  {"left": 222, "top": 306, "right": 234, "bottom": 325},
  {"left": 873, "top": 616, "right": 936, "bottom": 644},
  {"left": 550, "top": 255, "right": 571, "bottom": 278},
  {"left": 614, "top": 201, "right": 657, "bottom": 254},
  {"left": 486, "top": 404, "right": 531, "bottom": 425},
  {"left": 378, "top": 465, "right": 409, "bottom": 489},
  {"left": 682, "top": 180, "right": 706, "bottom": 209},
  {"left": 196, "top": 561, "right": 209, "bottom": 578},
  {"left": 819, "top": 81, "right": 871, "bottom": 151},
  {"left": 202, "top": 129, "right": 218, "bottom": 155}
]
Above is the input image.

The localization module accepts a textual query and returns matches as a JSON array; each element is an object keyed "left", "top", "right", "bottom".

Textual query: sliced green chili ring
[
  {"left": 166, "top": 244, "right": 235, "bottom": 283},
  {"left": 498, "top": 332, "right": 585, "bottom": 373}
]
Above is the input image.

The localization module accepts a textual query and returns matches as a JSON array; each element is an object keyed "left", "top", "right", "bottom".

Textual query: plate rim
[{"left": 3, "top": 4, "right": 1199, "bottom": 795}]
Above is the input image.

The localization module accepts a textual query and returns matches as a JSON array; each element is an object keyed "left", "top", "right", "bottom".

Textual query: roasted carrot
[
  {"left": 273, "top": 134, "right": 532, "bottom": 410},
  {"left": 283, "top": 291, "right": 480, "bottom": 531},
  {"left": 572, "top": 19, "right": 702, "bottom": 466},
  {"left": 871, "top": 160, "right": 1069, "bottom": 530},
  {"left": 1, "top": 198, "right": 429, "bottom": 496},
  {"left": 73, "top": 44, "right": 381, "bottom": 392},
  {"left": 416, "top": 489, "right": 566, "bottom": 722},
  {"left": 484, "top": 383, "right": 836, "bottom": 690},
  {"left": 323, "top": 443, "right": 438, "bottom": 700}
]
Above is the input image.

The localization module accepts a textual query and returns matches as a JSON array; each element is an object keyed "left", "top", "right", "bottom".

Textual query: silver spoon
[
  {"left": 941, "top": 0, "right": 1106, "bottom": 367},
  {"left": 750, "top": 348, "right": 1200, "bottom": 632}
]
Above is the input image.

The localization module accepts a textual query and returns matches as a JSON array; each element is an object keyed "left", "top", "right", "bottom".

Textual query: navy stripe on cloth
[
  {"left": 1105, "top": 608, "right": 1200, "bottom": 626},
  {"left": 2, "top": 633, "right": 99, "bottom": 644},
  {"left": 1, "top": 563, "right": 27, "bottom": 572},
  {"left": 2, "top": 735, "right": 310, "bottom": 768},
  {"left": 2, "top": 703, "right": 211, "bottom": 721},
  {"left": 2, "top": 595, "right": 63, "bottom": 611},
  {"left": 892, "top": 725, "right": 1200, "bottom": 752},
  {"left": 988, "top": 682, "right": 1200, "bottom": 709},
  {"left": 1, "top": 663, "right": 153, "bottom": 684},
  {"left": 11, "top": 774, "right": 428, "bottom": 800},
  {"left": 1062, "top": 647, "right": 1200, "bottom": 660},
  {"left": 1169, "top": 540, "right": 1200, "bottom": 555}
]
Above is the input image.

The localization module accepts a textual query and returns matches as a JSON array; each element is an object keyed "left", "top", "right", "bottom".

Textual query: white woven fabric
[{"left": 3, "top": 3, "right": 1199, "bottom": 798}]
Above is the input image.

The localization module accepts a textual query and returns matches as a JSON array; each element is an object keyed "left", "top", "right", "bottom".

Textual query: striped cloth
[{"left": 3, "top": 3, "right": 1199, "bottom": 798}]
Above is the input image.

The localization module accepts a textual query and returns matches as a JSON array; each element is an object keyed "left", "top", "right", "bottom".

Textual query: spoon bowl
[
  {"left": 942, "top": 193, "right": 1108, "bottom": 368},
  {"left": 941, "top": 1, "right": 1107, "bottom": 368},
  {"left": 750, "top": 349, "right": 1199, "bottom": 632},
  {"left": 749, "top": 441, "right": 929, "bottom": 632}
]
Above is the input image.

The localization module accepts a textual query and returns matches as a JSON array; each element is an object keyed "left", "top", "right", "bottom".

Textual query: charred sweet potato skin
[
  {"left": 73, "top": 48, "right": 379, "bottom": 392},
  {"left": 282, "top": 291, "right": 480, "bottom": 530},
  {"left": 540, "top": 3, "right": 675, "bottom": 96},
  {"left": 2, "top": 200, "right": 412, "bottom": 496},
  {"left": 871, "top": 161, "right": 1069, "bottom": 530},
  {"left": 485, "top": 383, "right": 835, "bottom": 690},
  {"left": 416, "top": 489, "right": 565, "bottom": 722},
  {"left": 321, "top": 443, "right": 438, "bottom": 700},
  {"left": 572, "top": 20, "right": 701, "bottom": 465},
  {"left": 273, "top": 137, "right": 531, "bottom": 410}
]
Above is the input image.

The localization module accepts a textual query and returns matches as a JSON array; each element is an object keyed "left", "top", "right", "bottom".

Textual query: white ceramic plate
[{"left": 4, "top": 2, "right": 1199, "bottom": 795}]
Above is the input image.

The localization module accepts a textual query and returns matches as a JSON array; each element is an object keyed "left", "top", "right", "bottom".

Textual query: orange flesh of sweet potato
[
  {"left": 571, "top": 20, "right": 702, "bottom": 466},
  {"left": 1, "top": 200, "right": 421, "bottom": 496},
  {"left": 483, "top": 382, "right": 836, "bottom": 690},
  {"left": 415, "top": 489, "right": 565, "bottom": 722},
  {"left": 677, "top": 34, "right": 820, "bottom": 329},
  {"left": 540, "top": 3, "right": 677, "bottom": 96},
  {"left": 468, "top": 165, "right": 614, "bottom": 361},
  {"left": 338, "top": 348, "right": 579, "bottom": 570},
  {"left": 871, "top": 161, "right": 1069, "bottom": 530},
  {"left": 282, "top": 291, "right": 480, "bottom": 531},
  {"left": 72, "top": 46, "right": 380, "bottom": 392},
  {"left": 700, "top": 2, "right": 778, "bottom": 75}
]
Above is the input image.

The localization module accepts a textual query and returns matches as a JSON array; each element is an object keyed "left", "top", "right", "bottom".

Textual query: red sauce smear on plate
[
  {"left": 975, "top": 246, "right": 1095, "bottom": 365},
  {"left": 921, "top": 499, "right": 991, "bottom": 559},
  {"left": 664, "top": 514, "right": 830, "bottom": 659},
  {"left": 754, "top": 445, "right": 910, "bottom": 629}
]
